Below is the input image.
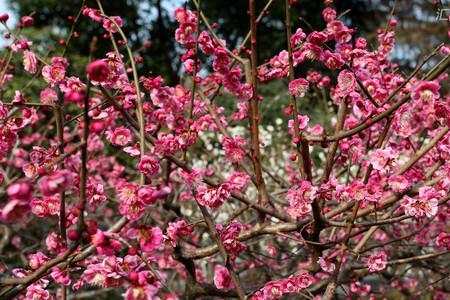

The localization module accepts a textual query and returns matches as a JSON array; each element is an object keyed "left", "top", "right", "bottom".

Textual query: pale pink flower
[
  {"left": 122, "top": 284, "right": 161, "bottom": 300},
  {"left": 25, "top": 285, "right": 50, "bottom": 300},
  {"left": 28, "top": 252, "right": 50, "bottom": 270},
  {"left": 290, "top": 28, "right": 306, "bottom": 47},
  {"left": 368, "top": 147, "right": 398, "bottom": 171},
  {"left": 317, "top": 256, "right": 336, "bottom": 273},
  {"left": 401, "top": 186, "right": 439, "bottom": 218},
  {"left": 40, "top": 88, "right": 58, "bottom": 105},
  {"left": 23, "top": 50, "right": 37, "bottom": 73},
  {"left": 336, "top": 69, "right": 355, "bottom": 97},
  {"left": 367, "top": 251, "right": 387, "bottom": 272},
  {"left": 288, "top": 114, "right": 309, "bottom": 135},
  {"left": 387, "top": 175, "right": 410, "bottom": 193}
]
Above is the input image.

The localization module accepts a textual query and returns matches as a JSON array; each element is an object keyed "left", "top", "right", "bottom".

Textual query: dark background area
[{"left": 6, "top": 0, "right": 448, "bottom": 80}]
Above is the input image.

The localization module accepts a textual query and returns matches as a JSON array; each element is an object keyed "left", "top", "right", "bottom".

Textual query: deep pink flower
[
  {"left": 42, "top": 64, "right": 66, "bottom": 86},
  {"left": 118, "top": 183, "right": 145, "bottom": 220},
  {"left": 39, "top": 170, "right": 72, "bottom": 197},
  {"left": 51, "top": 267, "right": 71, "bottom": 286},
  {"left": 297, "top": 42, "right": 322, "bottom": 61},
  {"left": 21, "top": 16, "right": 34, "bottom": 26},
  {"left": 138, "top": 185, "right": 170, "bottom": 205},
  {"left": 286, "top": 180, "right": 317, "bottom": 218},
  {"left": 355, "top": 37, "right": 367, "bottom": 49},
  {"left": 295, "top": 272, "right": 313, "bottom": 289},
  {"left": 214, "top": 265, "right": 233, "bottom": 289},
  {"left": 7, "top": 182, "right": 33, "bottom": 201},
  {"left": 82, "top": 8, "right": 103, "bottom": 22},
  {"left": 0, "top": 199, "right": 30, "bottom": 222},
  {"left": 0, "top": 102, "right": 8, "bottom": 120},
  {"left": 102, "top": 16, "right": 123, "bottom": 33},
  {"left": 321, "top": 50, "right": 344, "bottom": 69},
  {"left": 136, "top": 155, "right": 160, "bottom": 176},
  {"left": 227, "top": 172, "right": 250, "bottom": 190},
  {"left": 166, "top": 220, "right": 193, "bottom": 246},
  {"left": 411, "top": 81, "right": 440, "bottom": 103},
  {"left": 45, "top": 231, "right": 61, "bottom": 252},
  {"left": 50, "top": 57, "right": 69, "bottom": 68},
  {"left": 236, "top": 83, "right": 253, "bottom": 101},
  {"left": 196, "top": 184, "right": 230, "bottom": 208},
  {"left": 31, "top": 197, "right": 60, "bottom": 217},
  {"left": 436, "top": 232, "right": 450, "bottom": 249},
  {"left": 288, "top": 78, "right": 309, "bottom": 97},
  {"left": 86, "top": 59, "right": 109, "bottom": 82},
  {"left": 306, "top": 31, "right": 328, "bottom": 45},
  {"left": 0, "top": 13, "right": 9, "bottom": 22},
  {"left": 351, "top": 281, "right": 371, "bottom": 294},
  {"left": 64, "top": 90, "right": 85, "bottom": 103},
  {"left": 322, "top": 7, "right": 337, "bottom": 22},
  {"left": 222, "top": 136, "right": 247, "bottom": 163},
  {"left": 128, "top": 226, "right": 164, "bottom": 253},
  {"left": 220, "top": 221, "right": 246, "bottom": 259},
  {"left": 178, "top": 168, "right": 202, "bottom": 188},
  {"left": 290, "top": 28, "right": 306, "bottom": 47}
]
